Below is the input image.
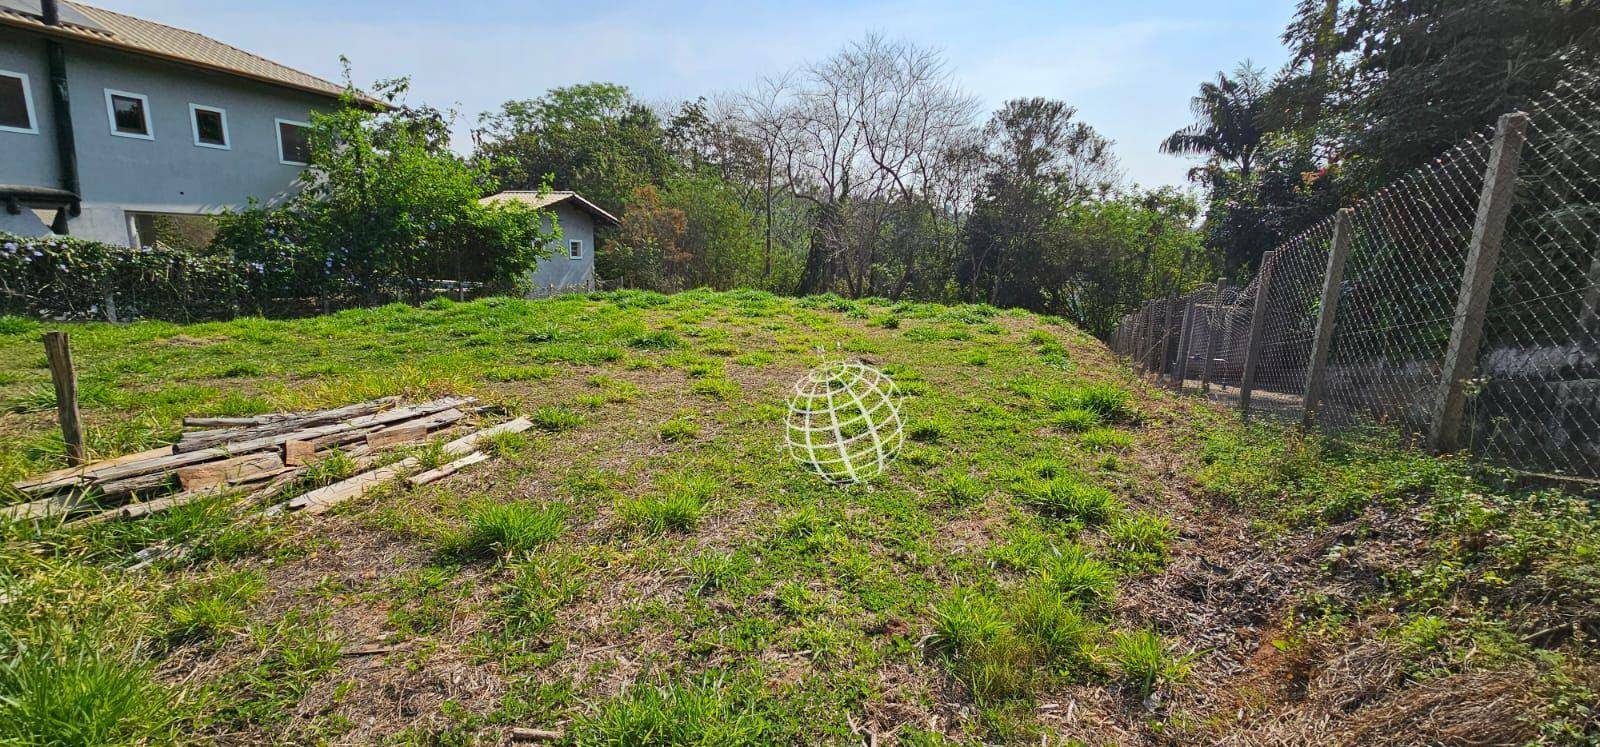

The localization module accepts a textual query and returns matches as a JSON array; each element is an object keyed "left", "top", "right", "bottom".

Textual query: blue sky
[{"left": 100, "top": 0, "right": 1295, "bottom": 189}]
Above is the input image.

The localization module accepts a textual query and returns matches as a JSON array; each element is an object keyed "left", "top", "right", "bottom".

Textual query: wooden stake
[
  {"left": 1429, "top": 112, "right": 1530, "bottom": 453},
  {"left": 42, "top": 331, "right": 85, "bottom": 465}
]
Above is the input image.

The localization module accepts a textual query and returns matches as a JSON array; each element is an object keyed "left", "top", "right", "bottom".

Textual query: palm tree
[{"left": 1161, "top": 63, "right": 1270, "bottom": 181}]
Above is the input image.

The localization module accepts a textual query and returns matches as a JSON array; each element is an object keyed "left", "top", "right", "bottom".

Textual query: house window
[
  {"left": 189, "top": 104, "right": 229, "bottom": 149},
  {"left": 0, "top": 70, "right": 38, "bottom": 134},
  {"left": 569, "top": 240, "right": 583, "bottom": 259},
  {"left": 275, "top": 118, "right": 309, "bottom": 165},
  {"left": 104, "top": 89, "right": 153, "bottom": 139}
]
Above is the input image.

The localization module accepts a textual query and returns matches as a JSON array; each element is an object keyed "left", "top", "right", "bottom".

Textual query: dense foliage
[
  {"left": 212, "top": 79, "right": 556, "bottom": 311},
  {"left": 1167, "top": 0, "right": 1599, "bottom": 275},
  {"left": 0, "top": 233, "right": 243, "bottom": 321},
  {"left": 470, "top": 41, "right": 1207, "bottom": 335}
]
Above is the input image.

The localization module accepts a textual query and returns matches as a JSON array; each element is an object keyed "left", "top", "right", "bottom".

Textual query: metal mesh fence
[
  {"left": 1109, "top": 63, "right": 1600, "bottom": 479},
  {"left": 1472, "top": 68, "right": 1600, "bottom": 475}
]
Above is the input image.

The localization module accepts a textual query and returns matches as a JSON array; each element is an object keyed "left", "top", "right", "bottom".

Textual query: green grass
[
  {"left": 0, "top": 640, "right": 175, "bottom": 745},
  {"left": 1105, "top": 628, "right": 1192, "bottom": 696},
  {"left": 617, "top": 472, "right": 717, "bottom": 535},
  {"left": 455, "top": 500, "right": 568, "bottom": 556},
  {"left": 0, "top": 290, "right": 1593, "bottom": 744}
]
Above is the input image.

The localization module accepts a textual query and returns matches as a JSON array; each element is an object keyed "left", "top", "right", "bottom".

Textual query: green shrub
[{"left": 0, "top": 232, "right": 244, "bottom": 321}]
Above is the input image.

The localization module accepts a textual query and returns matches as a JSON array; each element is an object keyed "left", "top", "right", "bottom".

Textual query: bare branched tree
[{"left": 730, "top": 35, "right": 981, "bottom": 296}]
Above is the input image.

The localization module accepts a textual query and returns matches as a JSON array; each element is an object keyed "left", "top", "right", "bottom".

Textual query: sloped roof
[
  {"left": 480, "top": 190, "right": 621, "bottom": 227},
  {"left": 0, "top": 0, "right": 351, "bottom": 101}
]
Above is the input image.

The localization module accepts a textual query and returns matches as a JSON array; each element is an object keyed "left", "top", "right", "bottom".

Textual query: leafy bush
[
  {"left": 212, "top": 88, "right": 556, "bottom": 309},
  {"left": 0, "top": 233, "right": 244, "bottom": 321}
]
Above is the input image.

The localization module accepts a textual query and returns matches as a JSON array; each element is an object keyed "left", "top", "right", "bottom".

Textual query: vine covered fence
[{"left": 1111, "top": 66, "right": 1600, "bottom": 479}]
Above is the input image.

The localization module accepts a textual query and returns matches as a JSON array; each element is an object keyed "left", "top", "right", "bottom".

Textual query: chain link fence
[{"left": 1110, "top": 64, "right": 1600, "bottom": 479}]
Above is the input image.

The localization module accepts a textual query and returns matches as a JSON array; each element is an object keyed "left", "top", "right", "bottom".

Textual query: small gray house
[
  {"left": 480, "top": 190, "right": 620, "bottom": 296},
  {"left": 0, "top": 0, "right": 350, "bottom": 246}
]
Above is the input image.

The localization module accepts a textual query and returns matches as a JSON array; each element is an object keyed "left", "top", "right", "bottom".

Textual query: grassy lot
[{"left": 0, "top": 290, "right": 1595, "bottom": 745}]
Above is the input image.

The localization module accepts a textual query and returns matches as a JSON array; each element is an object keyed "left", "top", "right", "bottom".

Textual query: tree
[
  {"left": 213, "top": 79, "right": 555, "bottom": 309},
  {"left": 736, "top": 35, "right": 980, "bottom": 297},
  {"left": 960, "top": 97, "right": 1120, "bottom": 307},
  {"left": 1160, "top": 63, "right": 1271, "bottom": 182},
  {"left": 473, "top": 83, "right": 675, "bottom": 215}
]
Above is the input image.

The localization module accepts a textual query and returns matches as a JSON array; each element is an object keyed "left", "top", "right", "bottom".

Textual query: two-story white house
[{"left": 0, "top": 0, "right": 348, "bottom": 246}]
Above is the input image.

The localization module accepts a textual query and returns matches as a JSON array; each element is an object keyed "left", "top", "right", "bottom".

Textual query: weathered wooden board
[
  {"left": 285, "top": 417, "right": 529, "bottom": 515},
  {"left": 408, "top": 451, "right": 489, "bottom": 486},
  {"left": 22, "top": 396, "right": 473, "bottom": 495},
  {"left": 177, "top": 453, "right": 285, "bottom": 491},
  {"left": 10, "top": 445, "right": 174, "bottom": 494},
  {"left": 284, "top": 440, "right": 318, "bottom": 467}
]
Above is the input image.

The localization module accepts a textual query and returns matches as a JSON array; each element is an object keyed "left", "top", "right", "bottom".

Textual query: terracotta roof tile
[{"left": 0, "top": 1, "right": 350, "bottom": 100}]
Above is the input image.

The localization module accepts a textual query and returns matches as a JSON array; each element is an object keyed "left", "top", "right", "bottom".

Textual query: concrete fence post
[
  {"left": 1201, "top": 278, "right": 1226, "bottom": 393},
  {"left": 1301, "top": 209, "right": 1356, "bottom": 427},
  {"left": 1160, "top": 294, "right": 1182, "bottom": 381},
  {"left": 1239, "top": 251, "right": 1278, "bottom": 417},
  {"left": 1428, "top": 111, "right": 1531, "bottom": 453},
  {"left": 1171, "top": 298, "right": 1197, "bottom": 391}
]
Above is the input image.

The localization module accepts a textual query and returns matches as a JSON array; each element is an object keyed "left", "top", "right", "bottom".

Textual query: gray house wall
[
  {"left": 525, "top": 202, "right": 596, "bottom": 295},
  {"left": 0, "top": 27, "right": 331, "bottom": 245}
]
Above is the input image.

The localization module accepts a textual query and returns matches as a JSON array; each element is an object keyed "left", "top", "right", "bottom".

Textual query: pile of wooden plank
[{"left": 2, "top": 396, "right": 530, "bottom": 525}]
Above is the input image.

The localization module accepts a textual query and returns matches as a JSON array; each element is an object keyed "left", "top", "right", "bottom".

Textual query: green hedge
[{"left": 0, "top": 233, "right": 245, "bottom": 321}]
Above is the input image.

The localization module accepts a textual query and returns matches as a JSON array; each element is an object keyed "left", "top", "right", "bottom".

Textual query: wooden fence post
[
  {"left": 43, "top": 331, "right": 86, "bottom": 465},
  {"left": 1201, "top": 278, "right": 1226, "bottom": 393},
  {"left": 1428, "top": 111, "right": 1531, "bottom": 453},
  {"left": 1171, "top": 298, "right": 1197, "bottom": 391},
  {"left": 1239, "top": 251, "right": 1278, "bottom": 417},
  {"left": 1301, "top": 209, "right": 1355, "bottom": 427}
]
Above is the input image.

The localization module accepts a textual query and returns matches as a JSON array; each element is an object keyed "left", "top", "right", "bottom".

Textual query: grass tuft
[
  {"left": 456, "top": 500, "right": 568, "bottom": 556},
  {"left": 1106, "top": 628, "right": 1191, "bottom": 695},
  {"left": 530, "top": 406, "right": 584, "bottom": 432}
]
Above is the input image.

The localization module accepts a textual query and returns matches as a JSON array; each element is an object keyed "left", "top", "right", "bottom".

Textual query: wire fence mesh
[{"left": 1109, "top": 63, "right": 1600, "bottom": 479}]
